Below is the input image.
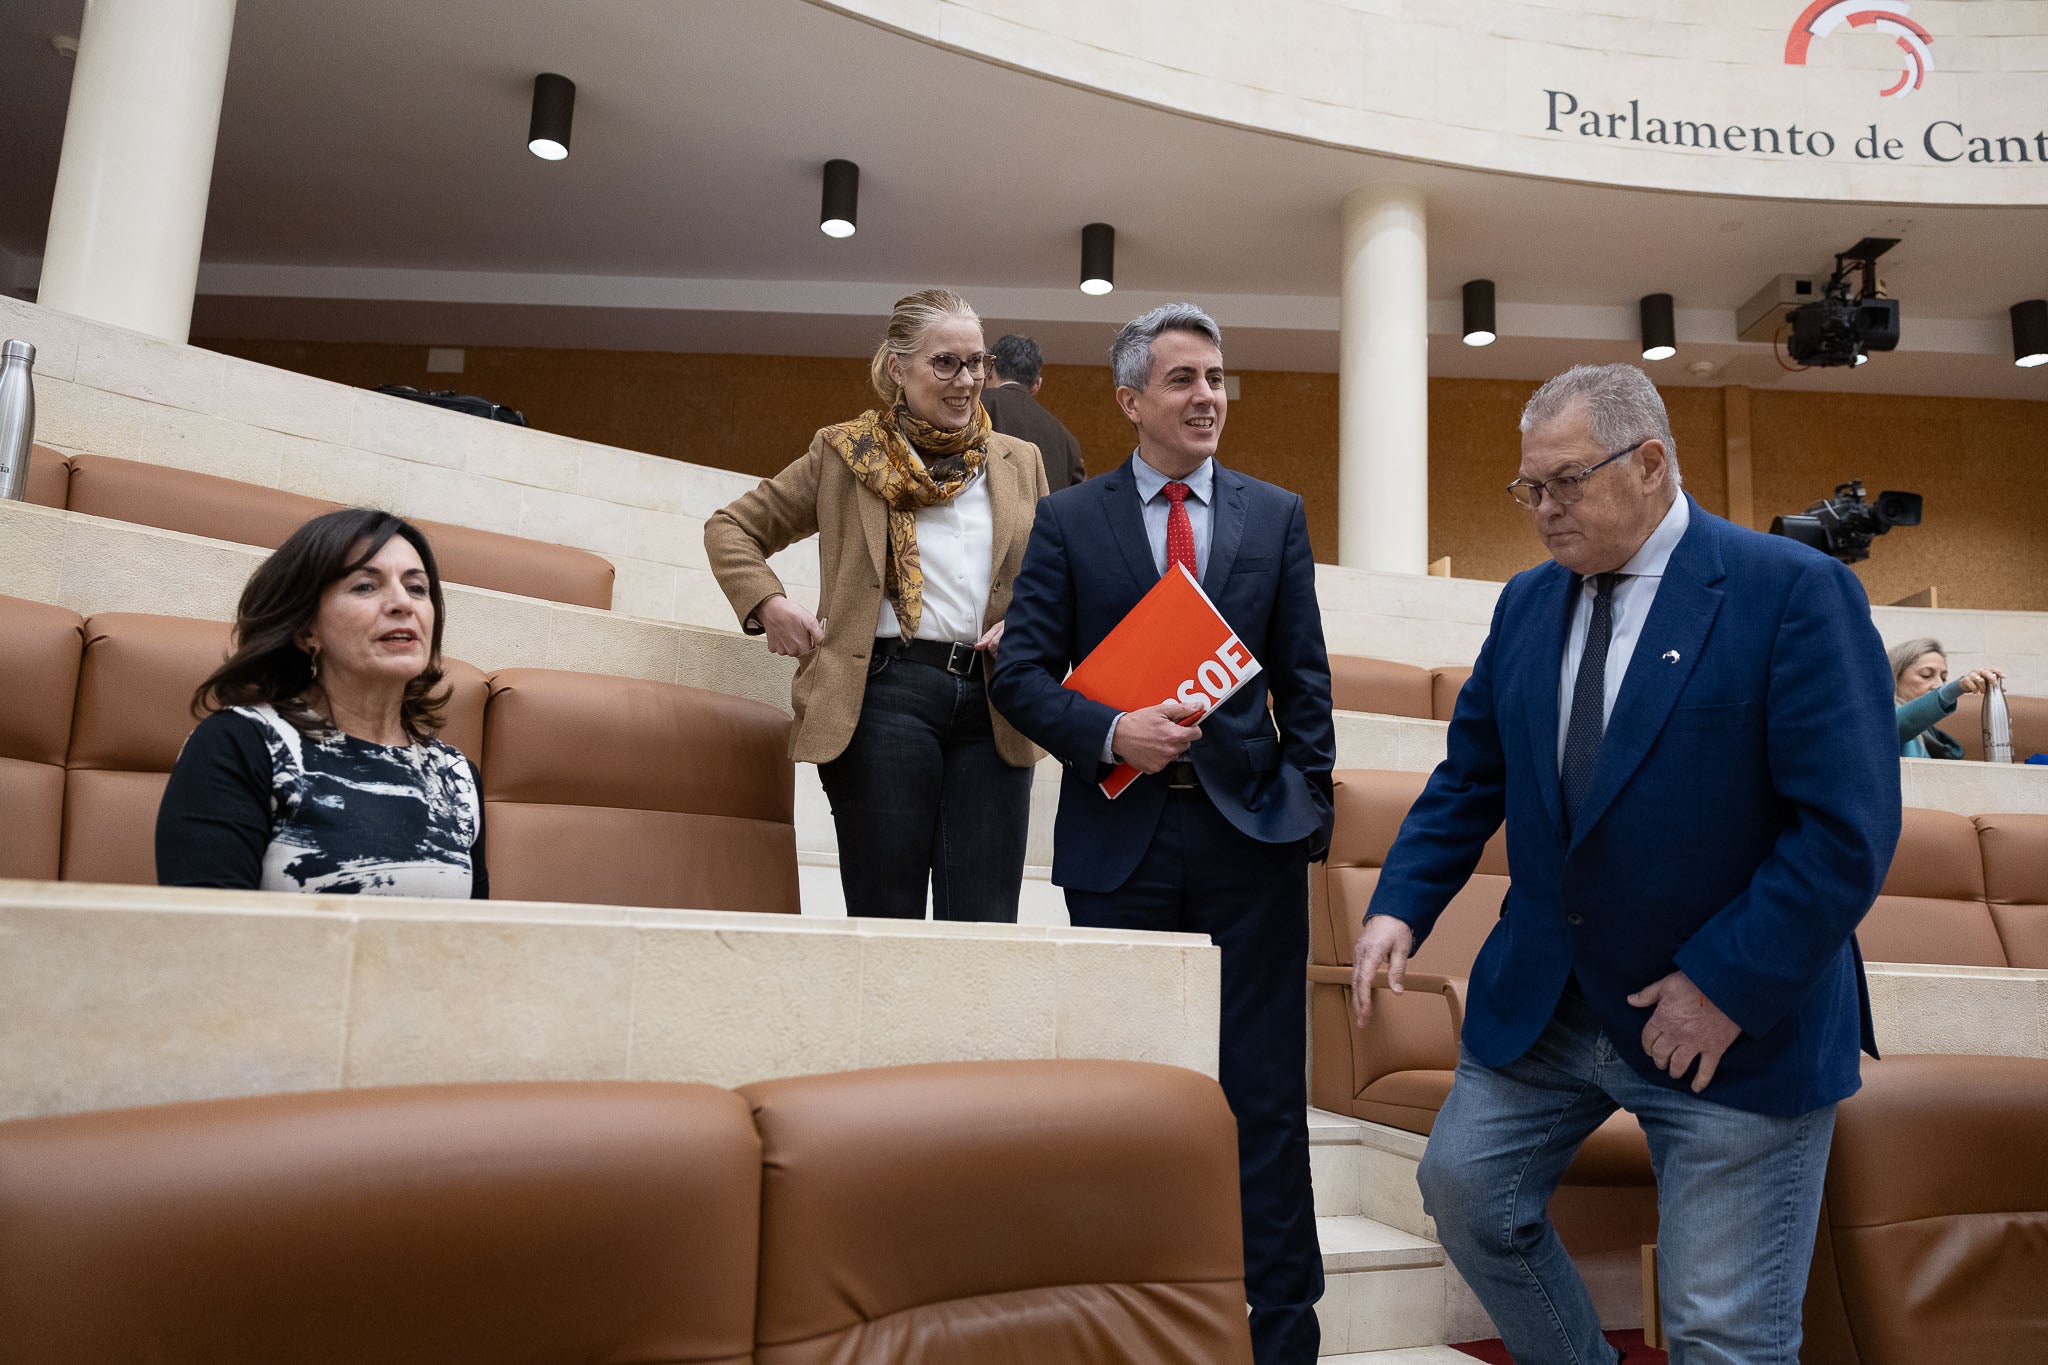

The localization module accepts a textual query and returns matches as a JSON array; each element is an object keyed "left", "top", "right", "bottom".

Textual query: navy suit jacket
[
  {"left": 1367, "top": 498, "right": 1900, "bottom": 1116},
  {"left": 989, "top": 457, "right": 1336, "bottom": 893}
]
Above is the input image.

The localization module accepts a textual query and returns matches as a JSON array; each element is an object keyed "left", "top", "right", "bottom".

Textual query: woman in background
[
  {"left": 704, "top": 289, "right": 1048, "bottom": 921},
  {"left": 157, "top": 508, "right": 485, "bottom": 895},
  {"left": 1891, "top": 635, "right": 2003, "bottom": 759}
]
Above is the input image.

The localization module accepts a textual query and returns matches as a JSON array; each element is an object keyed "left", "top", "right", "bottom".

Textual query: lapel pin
[{"left": 1662, "top": 649, "right": 1681, "bottom": 664}]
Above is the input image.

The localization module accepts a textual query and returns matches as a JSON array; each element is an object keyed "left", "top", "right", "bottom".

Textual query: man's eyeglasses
[
  {"left": 925, "top": 351, "right": 995, "bottom": 381},
  {"left": 1506, "top": 440, "right": 1646, "bottom": 510}
]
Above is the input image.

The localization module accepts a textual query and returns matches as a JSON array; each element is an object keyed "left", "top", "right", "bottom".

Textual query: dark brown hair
[{"left": 193, "top": 508, "right": 451, "bottom": 741}]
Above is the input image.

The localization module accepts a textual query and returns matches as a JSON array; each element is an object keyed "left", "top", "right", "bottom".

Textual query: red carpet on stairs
[{"left": 1452, "top": 1330, "right": 1665, "bottom": 1363}]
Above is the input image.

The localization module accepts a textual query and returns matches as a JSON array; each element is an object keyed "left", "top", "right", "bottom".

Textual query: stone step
[
  {"left": 1315, "top": 1214, "right": 1453, "bottom": 1356},
  {"left": 1319, "top": 1214, "right": 1443, "bottom": 1274},
  {"left": 1320, "top": 1348, "right": 1476, "bottom": 1364},
  {"left": 1310, "top": 1106, "right": 1435, "bottom": 1237}
]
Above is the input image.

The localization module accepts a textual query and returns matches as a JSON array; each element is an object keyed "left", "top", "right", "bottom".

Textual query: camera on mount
[
  {"left": 1786, "top": 236, "right": 1902, "bottom": 368},
  {"left": 1769, "top": 480, "right": 1921, "bottom": 565}
]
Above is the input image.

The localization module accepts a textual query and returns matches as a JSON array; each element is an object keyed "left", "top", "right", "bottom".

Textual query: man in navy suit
[
  {"left": 990, "top": 303, "right": 1335, "bottom": 1364},
  {"left": 1352, "top": 364, "right": 1899, "bottom": 1363}
]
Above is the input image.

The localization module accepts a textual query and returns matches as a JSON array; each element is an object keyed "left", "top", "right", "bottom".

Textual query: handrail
[{"left": 1306, "top": 964, "right": 1466, "bottom": 1042}]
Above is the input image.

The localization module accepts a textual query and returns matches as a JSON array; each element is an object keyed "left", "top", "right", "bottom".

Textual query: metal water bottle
[
  {"left": 0, "top": 339, "right": 35, "bottom": 502},
  {"left": 1981, "top": 676, "right": 2013, "bottom": 764}
]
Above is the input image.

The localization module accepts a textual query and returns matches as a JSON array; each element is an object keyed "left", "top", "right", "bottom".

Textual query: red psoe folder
[{"left": 1062, "top": 563, "right": 1264, "bottom": 798}]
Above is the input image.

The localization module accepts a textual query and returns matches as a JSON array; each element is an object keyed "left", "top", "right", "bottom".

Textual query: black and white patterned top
[{"left": 157, "top": 704, "right": 487, "bottom": 897}]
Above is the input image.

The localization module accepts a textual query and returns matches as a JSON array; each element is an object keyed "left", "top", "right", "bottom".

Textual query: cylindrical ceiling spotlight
[
  {"left": 2012, "top": 299, "right": 2048, "bottom": 368},
  {"left": 1639, "top": 292, "right": 1676, "bottom": 361},
  {"left": 1462, "top": 279, "right": 1496, "bottom": 347},
  {"left": 819, "top": 159, "right": 859, "bottom": 239},
  {"left": 527, "top": 73, "right": 575, "bottom": 161},
  {"left": 1080, "top": 222, "right": 1115, "bottom": 295}
]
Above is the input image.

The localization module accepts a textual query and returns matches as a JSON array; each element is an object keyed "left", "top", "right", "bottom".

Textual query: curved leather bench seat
[
  {"left": 0, "top": 593, "right": 792, "bottom": 910},
  {"left": 35, "top": 449, "right": 617, "bottom": 610},
  {"left": 1802, "top": 1052, "right": 2048, "bottom": 1363},
  {"left": 483, "top": 667, "right": 800, "bottom": 912},
  {"left": 741, "top": 1059, "right": 1253, "bottom": 1365},
  {"left": 0, "top": 1061, "right": 1253, "bottom": 1365},
  {"left": 0, "top": 1082, "right": 765, "bottom": 1365},
  {"left": 0, "top": 595, "right": 82, "bottom": 880}
]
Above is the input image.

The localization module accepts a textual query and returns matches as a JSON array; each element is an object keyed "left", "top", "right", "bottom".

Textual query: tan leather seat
[
  {"left": 0, "top": 1082, "right": 761, "bottom": 1365},
  {"left": 1801, "top": 1053, "right": 2048, "bottom": 1363},
  {"left": 65, "top": 451, "right": 616, "bottom": 610},
  {"left": 1978, "top": 812, "right": 2048, "bottom": 968},
  {"left": 1430, "top": 665, "right": 1473, "bottom": 719},
  {"left": 68, "top": 451, "right": 335, "bottom": 551},
  {"left": 21, "top": 444, "right": 70, "bottom": 508},
  {"left": 0, "top": 595, "right": 84, "bottom": 879},
  {"left": 64, "top": 612, "right": 234, "bottom": 885},
  {"left": 64, "top": 611, "right": 486, "bottom": 885},
  {"left": 742, "top": 1060, "right": 1254, "bottom": 1365},
  {"left": 1328, "top": 654, "right": 1434, "bottom": 717},
  {"left": 1857, "top": 806, "right": 2009, "bottom": 966},
  {"left": 482, "top": 667, "right": 798, "bottom": 912}
]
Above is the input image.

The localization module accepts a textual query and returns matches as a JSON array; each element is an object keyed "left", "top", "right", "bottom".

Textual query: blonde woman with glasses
[{"left": 706, "top": 289, "right": 1049, "bottom": 921}]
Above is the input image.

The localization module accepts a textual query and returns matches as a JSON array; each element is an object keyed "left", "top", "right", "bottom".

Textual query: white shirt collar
[
  {"left": 1132, "top": 451, "right": 1215, "bottom": 504},
  {"left": 1617, "top": 492, "right": 1689, "bottom": 579}
]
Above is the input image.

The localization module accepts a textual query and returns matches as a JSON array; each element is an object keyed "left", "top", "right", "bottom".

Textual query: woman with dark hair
[
  {"left": 704, "top": 288, "right": 1048, "bottom": 921},
  {"left": 156, "top": 508, "right": 486, "bottom": 896}
]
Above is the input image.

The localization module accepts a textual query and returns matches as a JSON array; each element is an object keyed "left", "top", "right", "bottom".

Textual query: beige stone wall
[
  {"left": 0, "top": 880, "right": 1221, "bottom": 1122},
  {"left": 818, "top": 1, "right": 2048, "bottom": 205},
  {"left": 1866, "top": 963, "right": 2048, "bottom": 1057}
]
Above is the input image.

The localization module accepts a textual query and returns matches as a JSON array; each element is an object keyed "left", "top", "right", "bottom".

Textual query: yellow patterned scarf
[{"left": 826, "top": 401, "right": 991, "bottom": 638}]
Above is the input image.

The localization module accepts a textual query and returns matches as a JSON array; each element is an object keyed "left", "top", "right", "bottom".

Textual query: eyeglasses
[
  {"left": 1506, "top": 440, "right": 1646, "bottom": 510},
  {"left": 924, "top": 351, "right": 995, "bottom": 381}
]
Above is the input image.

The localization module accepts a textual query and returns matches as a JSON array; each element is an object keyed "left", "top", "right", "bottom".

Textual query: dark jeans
[
  {"left": 818, "top": 650, "right": 1032, "bottom": 922},
  {"left": 1065, "top": 790, "right": 1323, "bottom": 1365}
]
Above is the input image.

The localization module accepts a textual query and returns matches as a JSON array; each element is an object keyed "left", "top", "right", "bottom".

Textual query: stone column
[
  {"left": 38, "top": 0, "right": 238, "bottom": 342},
  {"left": 1337, "top": 184, "right": 1430, "bottom": 573}
]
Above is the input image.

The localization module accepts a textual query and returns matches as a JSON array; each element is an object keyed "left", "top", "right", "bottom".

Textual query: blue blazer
[
  {"left": 989, "top": 457, "right": 1336, "bottom": 893},
  {"left": 1367, "top": 499, "right": 1900, "bottom": 1116}
]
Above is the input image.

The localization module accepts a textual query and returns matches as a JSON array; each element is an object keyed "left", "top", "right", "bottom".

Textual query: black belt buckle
[
  {"left": 944, "top": 641, "right": 976, "bottom": 677},
  {"left": 1165, "top": 760, "right": 1199, "bottom": 790}
]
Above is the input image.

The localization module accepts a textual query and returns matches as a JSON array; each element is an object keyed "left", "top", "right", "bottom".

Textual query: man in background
[{"left": 982, "top": 333, "right": 1087, "bottom": 491}]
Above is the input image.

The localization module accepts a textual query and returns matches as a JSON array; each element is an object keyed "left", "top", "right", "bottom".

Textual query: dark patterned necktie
[
  {"left": 1560, "top": 572, "right": 1623, "bottom": 828},
  {"left": 1163, "top": 482, "right": 1197, "bottom": 577}
]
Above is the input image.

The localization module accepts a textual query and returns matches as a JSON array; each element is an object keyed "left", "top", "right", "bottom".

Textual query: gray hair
[
  {"left": 1887, "top": 636, "right": 1945, "bottom": 688},
  {"left": 1520, "top": 363, "right": 1682, "bottom": 488},
  {"left": 1110, "top": 303, "right": 1223, "bottom": 392}
]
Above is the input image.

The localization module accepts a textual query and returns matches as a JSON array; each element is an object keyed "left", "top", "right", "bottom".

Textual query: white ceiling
[{"left": 2, "top": 0, "right": 2044, "bottom": 398}]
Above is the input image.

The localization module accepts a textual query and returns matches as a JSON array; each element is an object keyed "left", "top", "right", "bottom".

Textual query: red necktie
[{"left": 1163, "top": 482, "right": 1197, "bottom": 577}]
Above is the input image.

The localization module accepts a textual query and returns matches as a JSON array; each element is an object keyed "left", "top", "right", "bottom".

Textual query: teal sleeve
[{"left": 1894, "top": 685, "right": 1958, "bottom": 745}]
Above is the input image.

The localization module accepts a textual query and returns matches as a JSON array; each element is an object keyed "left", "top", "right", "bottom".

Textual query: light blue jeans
[{"left": 1416, "top": 990, "right": 1835, "bottom": 1365}]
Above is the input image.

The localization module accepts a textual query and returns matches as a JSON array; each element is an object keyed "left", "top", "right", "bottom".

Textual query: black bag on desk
[{"left": 373, "top": 384, "right": 528, "bottom": 426}]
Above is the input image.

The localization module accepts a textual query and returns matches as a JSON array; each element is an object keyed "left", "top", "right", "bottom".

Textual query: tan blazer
[{"left": 704, "top": 427, "right": 1050, "bottom": 767}]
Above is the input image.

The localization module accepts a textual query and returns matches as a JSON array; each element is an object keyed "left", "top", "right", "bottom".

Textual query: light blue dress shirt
[
  {"left": 1555, "top": 492, "right": 1691, "bottom": 773},
  {"left": 1103, "top": 453, "right": 1218, "bottom": 762}
]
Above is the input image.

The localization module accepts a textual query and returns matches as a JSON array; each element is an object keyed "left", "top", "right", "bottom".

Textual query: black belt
[
  {"left": 1164, "top": 760, "right": 1200, "bottom": 790},
  {"left": 878, "top": 637, "right": 981, "bottom": 678}
]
